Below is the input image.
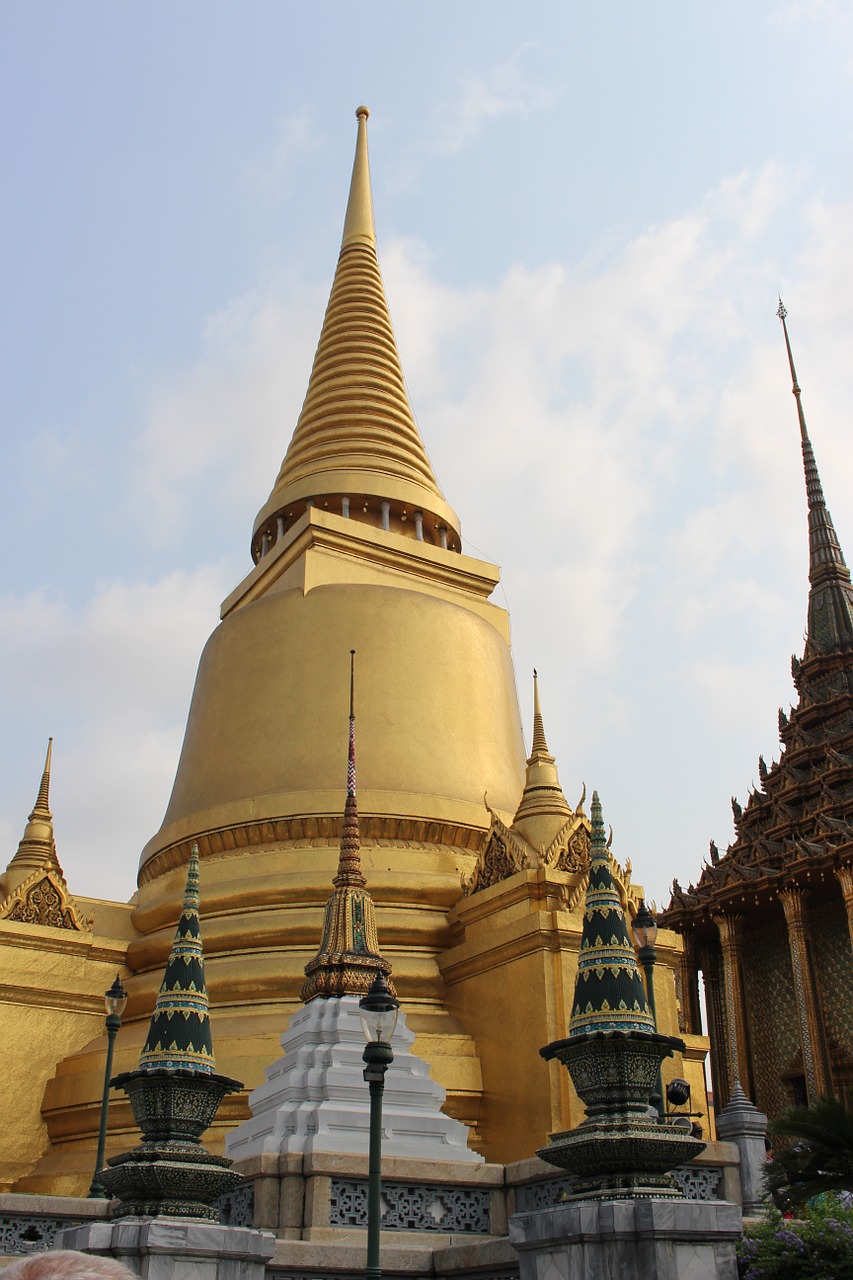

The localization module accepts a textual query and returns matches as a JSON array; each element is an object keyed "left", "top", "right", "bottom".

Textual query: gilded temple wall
[{"left": 0, "top": 902, "right": 134, "bottom": 1191}]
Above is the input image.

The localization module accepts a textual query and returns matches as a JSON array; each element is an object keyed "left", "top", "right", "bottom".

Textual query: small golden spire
[
  {"left": 301, "top": 652, "right": 393, "bottom": 1002},
  {"left": 342, "top": 106, "right": 375, "bottom": 249},
  {"left": 510, "top": 673, "right": 571, "bottom": 846},
  {"left": 2, "top": 738, "right": 59, "bottom": 897},
  {"left": 531, "top": 669, "right": 549, "bottom": 756}
]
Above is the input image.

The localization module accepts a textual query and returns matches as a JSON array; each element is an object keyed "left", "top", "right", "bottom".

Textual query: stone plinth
[
  {"left": 226, "top": 996, "right": 481, "bottom": 1163},
  {"left": 714, "top": 1083, "right": 768, "bottom": 1216},
  {"left": 509, "top": 1197, "right": 742, "bottom": 1280},
  {"left": 58, "top": 1218, "right": 275, "bottom": 1280}
]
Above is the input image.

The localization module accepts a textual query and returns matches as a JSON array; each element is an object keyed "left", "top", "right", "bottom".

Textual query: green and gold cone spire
[
  {"left": 301, "top": 651, "right": 393, "bottom": 1001},
  {"left": 139, "top": 844, "right": 215, "bottom": 1073},
  {"left": 570, "top": 792, "right": 655, "bottom": 1037}
]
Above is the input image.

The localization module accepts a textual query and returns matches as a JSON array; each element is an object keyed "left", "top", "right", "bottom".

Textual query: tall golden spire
[
  {"left": 778, "top": 300, "right": 853, "bottom": 654},
  {"left": 301, "top": 652, "right": 394, "bottom": 1002},
  {"left": 511, "top": 671, "right": 572, "bottom": 849},
  {"left": 2, "top": 739, "right": 59, "bottom": 895},
  {"left": 252, "top": 107, "right": 460, "bottom": 559}
]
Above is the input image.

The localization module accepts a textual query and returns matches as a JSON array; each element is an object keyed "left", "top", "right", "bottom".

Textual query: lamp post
[
  {"left": 631, "top": 899, "right": 664, "bottom": 1117},
  {"left": 359, "top": 970, "right": 399, "bottom": 1280},
  {"left": 88, "top": 974, "right": 128, "bottom": 1198}
]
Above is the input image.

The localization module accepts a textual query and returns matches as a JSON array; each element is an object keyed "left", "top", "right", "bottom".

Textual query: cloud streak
[{"left": 432, "top": 48, "right": 562, "bottom": 154}]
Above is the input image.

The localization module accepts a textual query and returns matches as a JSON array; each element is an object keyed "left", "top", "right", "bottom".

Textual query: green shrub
[{"left": 737, "top": 1196, "right": 853, "bottom": 1279}]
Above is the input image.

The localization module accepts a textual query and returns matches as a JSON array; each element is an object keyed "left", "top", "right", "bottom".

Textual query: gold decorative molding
[{"left": 140, "top": 812, "right": 485, "bottom": 888}]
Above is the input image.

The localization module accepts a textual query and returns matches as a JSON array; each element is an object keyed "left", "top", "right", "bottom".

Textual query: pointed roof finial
[
  {"left": 509, "top": 671, "right": 572, "bottom": 850},
  {"left": 777, "top": 301, "right": 853, "bottom": 652},
  {"left": 32, "top": 737, "right": 53, "bottom": 820},
  {"left": 252, "top": 108, "right": 460, "bottom": 561},
  {"left": 531, "top": 669, "right": 549, "bottom": 755},
  {"left": 301, "top": 653, "right": 394, "bottom": 1002},
  {"left": 138, "top": 844, "right": 216, "bottom": 1074},
  {"left": 336, "top": 649, "right": 364, "bottom": 887},
  {"left": 568, "top": 791, "right": 655, "bottom": 1038},
  {"left": 342, "top": 107, "right": 375, "bottom": 249},
  {"left": 3, "top": 738, "right": 60, "bottom": 893}
]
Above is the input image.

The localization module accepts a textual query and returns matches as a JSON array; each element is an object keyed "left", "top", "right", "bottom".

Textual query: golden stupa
[{"left": 0, "top": 109, "right": 707, "bottom": 1194}]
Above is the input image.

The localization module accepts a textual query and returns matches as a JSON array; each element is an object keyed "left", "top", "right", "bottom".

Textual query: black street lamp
[
  {"left": 88, "top": 974, "right": 128, "bottom": 1198},
  {"left": 631, "top": 899, "right": 664, "bottom": 1117},
  {"left": 359, "top": 970, "right": 399, "bottom": 1280}
]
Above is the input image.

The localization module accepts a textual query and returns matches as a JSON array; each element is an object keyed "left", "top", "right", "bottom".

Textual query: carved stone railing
[
  {"left": 218, "top": 1181, "right": 255, "bottom": 1229},
  {"left": 0, "top": 1194, "right": 109, "bottom": 1256},
  {"left": 330, "top": 1178, "right": 491, "bottom": 1234}
]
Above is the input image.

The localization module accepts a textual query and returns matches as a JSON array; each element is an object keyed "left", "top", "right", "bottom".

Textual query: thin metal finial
[
  {"left": 777, "top": 296, "right": 787, "bottom": 322},
  {"left": 347, "top": 651, "right": 356, "bottom": 798},
  {"left": 349, "top": 649, "right": 355, "bottom": 718}
]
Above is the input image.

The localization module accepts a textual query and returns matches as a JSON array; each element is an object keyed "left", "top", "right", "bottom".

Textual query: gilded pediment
[{"left": 0, "top": 865, "right": 93, "bottom": 932}]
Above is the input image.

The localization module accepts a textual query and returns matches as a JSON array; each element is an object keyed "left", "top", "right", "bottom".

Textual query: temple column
[
  {"left": 778, "top": 885, "right": 830, "bottom": 1102},
  {"left": 712, "top": 913, "right": 750, "bottom": 1104},
  {"left": 678, "top": 930, "right": 703, "bottom": 1035},
  {"left": 834, "top": 863, "right": 853, "bottom": 959},
  {"left": 699, "top": 939, "right": 731, "bottom": 1112}
]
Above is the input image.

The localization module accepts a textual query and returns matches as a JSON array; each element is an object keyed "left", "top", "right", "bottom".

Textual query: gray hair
[{"left": 1, "top": 1252, "right": 137, "bottom": 1279}]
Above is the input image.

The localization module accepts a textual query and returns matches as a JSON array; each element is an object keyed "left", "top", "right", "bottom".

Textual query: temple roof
[
  {"left": 253, "top": 107, "right": 460, "bottom": 557},
  {"left": 664, "top": 306, "right": 853, "bottom": 929}
]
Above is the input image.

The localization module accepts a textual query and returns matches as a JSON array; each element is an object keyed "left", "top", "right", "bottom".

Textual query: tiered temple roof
[
  {"left": 664, "top": 306, "right": 853, "bottom": 927},
  {"left": 662, "top": 304, "right": 853, "bottom": 1115}
]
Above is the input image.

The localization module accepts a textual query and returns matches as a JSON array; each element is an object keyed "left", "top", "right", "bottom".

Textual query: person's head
[{"left": 1, "top": 1252, "right": 136, "bottom": 1279}]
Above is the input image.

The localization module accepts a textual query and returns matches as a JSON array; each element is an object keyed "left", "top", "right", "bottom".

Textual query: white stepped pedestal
[{"left": 226, "top": 996, "right": 481, "bottom": 1163}]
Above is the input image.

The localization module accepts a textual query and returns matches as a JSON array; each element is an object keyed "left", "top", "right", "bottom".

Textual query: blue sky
[{"left": 2, "top": 2, "right": 853, "bottom": 905}]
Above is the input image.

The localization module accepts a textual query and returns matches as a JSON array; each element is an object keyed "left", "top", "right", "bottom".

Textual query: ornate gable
[{"left": 0, "top": 865, "right": 93, "bottom": 932}]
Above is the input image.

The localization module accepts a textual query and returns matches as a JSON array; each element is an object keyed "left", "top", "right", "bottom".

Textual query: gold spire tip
[{"left": 356, "top": 105, "right": 370, "bottom": 120}]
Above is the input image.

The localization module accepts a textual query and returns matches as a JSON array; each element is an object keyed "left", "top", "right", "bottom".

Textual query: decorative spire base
[
  {"left": 99, "top": 845, "right": 245, "bottom": 1221},
  {"left": 538, "top": 792, "right": 703, "bottom": 1198},
  {"left": 301, "top": 651, "right": 395, "bottom": 1002}
]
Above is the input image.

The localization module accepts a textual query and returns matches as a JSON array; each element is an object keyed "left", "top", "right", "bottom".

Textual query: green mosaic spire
[
  {"left": 569, "top": 792, "right": 655, "bottom": 1038},
  {"left": 138, "top": 844, "right": 215, "bottom": 1073}
]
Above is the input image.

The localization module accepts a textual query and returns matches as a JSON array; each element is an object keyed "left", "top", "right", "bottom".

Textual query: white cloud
[
  {"left": 244, "top": 108, "right": 321, "bottom": 202},
  {"left": 433, "top": 48, "right": 561, "bottom": 154},
  {"left": 131, "top": 275, "right": 326, "bottom": 548},
  {"left": 0, "top": 564, "right": 234, "bottom": 901}
]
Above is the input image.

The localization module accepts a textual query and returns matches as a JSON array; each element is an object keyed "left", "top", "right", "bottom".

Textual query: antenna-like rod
[{"left": 348, "top": 649, "right": 356, "bottom": 797}]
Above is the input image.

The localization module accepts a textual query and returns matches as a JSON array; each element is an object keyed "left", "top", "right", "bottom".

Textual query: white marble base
[
  {"left": 509, "top": 1197, "right": 742, "bottom": 1280},
  {"left": 57, "top": 1219, "right": 275, "bottom": 1280},
  {"left": 225, "top": 996, "right": 481, "bottom": 1163}
]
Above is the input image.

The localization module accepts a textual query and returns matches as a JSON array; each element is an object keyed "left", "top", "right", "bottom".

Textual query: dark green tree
[{"left": 766, "top": 1097, "right": 853, "bottom": 1211}]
